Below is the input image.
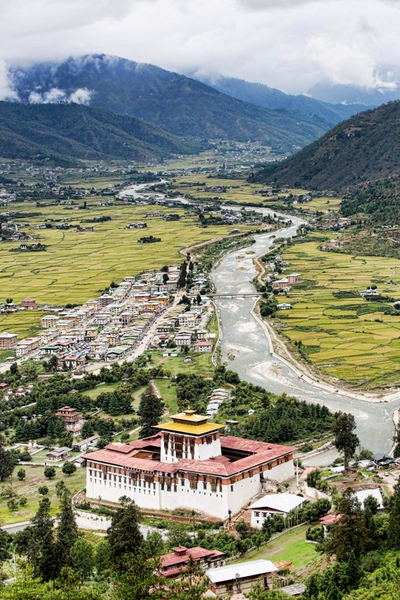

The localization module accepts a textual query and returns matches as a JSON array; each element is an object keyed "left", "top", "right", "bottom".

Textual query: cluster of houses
[
  {"left": 0, "top": 262, "right": 215, "bottom": 368},
  {"left": 150, "top": 270, "right": 215, "bottom": 354}
]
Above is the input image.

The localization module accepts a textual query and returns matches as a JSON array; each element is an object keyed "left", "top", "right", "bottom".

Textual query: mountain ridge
[
  {"left": 0, "top": 101, "right": 199, "bottom": 164},
  {"left": 250, "top": 101, "right": 400, "bottom": 192},
  {"left": 9, "top": 54, "right": 346, "bottom": 150}
]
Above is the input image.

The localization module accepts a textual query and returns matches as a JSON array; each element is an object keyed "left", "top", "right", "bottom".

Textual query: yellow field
[
  {"left": 276, "top": 238, "right": 400, "bottom": 387},
  {"left": 0, "top": 198, "right": 255, "bottom": 336}
]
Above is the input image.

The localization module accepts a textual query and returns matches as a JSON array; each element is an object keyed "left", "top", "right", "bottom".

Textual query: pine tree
[
  {"left": 107, "top": 498, "right": 144, "bottom": 573},
  {"left": 0, "top": 435, "right": 15, "bottom": 482},
  {"left": 325, "top": 489, "right": 372, "bottom": 561},
  {"left": 57, "top": 488, "right": 78, "bottom": 567},
  {"left": 137, "top": 387, "right": 164, "bottom": 438},
  {"left": 29, "top": 496, "right": 59, "bottom": 580},
  {"left": 333, "top": 412, "right": 359, "bottom": 469},
  {"left": 388, "top": 479, "right": 400, "bottom": 549}
]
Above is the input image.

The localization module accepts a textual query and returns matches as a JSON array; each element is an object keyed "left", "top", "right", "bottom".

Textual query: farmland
[
  {"left": 275, "top": 235, "right": 400, "bottom": 388},
  {"left": 0, "top": 198, "right": 255, "bottom": 335},
  {"left": 173, "top": 175, "right": 341, "bottom": 213}
]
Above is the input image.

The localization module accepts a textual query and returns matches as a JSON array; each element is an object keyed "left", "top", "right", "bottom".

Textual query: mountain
[
  {"left": 0, "top": 101, "right": 198, "bottom": 164},
  {"left": 250, "top": 102, "right": 400, "bottom": 192},
  {"left": 10, "top": 54, "right": 339, "bottom": 150},
  {"left": 193, "top": 73, "right": 366, "bottom": 127},
  {"left": 309, "top": 80, "right": 400, "bottom": 107}
]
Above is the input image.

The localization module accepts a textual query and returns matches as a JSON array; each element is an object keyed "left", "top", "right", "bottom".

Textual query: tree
[
  {"left": 29, "top": 496, "right": 59, "bottom": 581},
  {"left": 38, "top": 485, "right": 49, "bottom": 496},
  {"left": 17, "top": 468, "right": 26, "bottom": 481},
  {"left": 167, "top": 522, "right": 192, "bottom": 549},
  {"left": 388, "top": 478, "right": 400, "bottom": 549},
  {"left": 146, "top": 531, "right": 165, "bottom": 558},
  {"left": 166, "top": 555, "right": 208, "bottom": 600},
  {"left": 112, "top": 553, "right": 162, "bottom": 600},
  {"left": 95, "top": 539, "right": 110, "bottom": 577},
  {"left": 137, "top": 387, "right": 164, "bottom": 438},
  {"left": 81, "top": 421, "right": 95, "bottom": 439},
  {"left": 62, "top": 462, "right": 77, "bottom": 476},
  {"left": 57, "top": 488, "right": 78, "bottom": 568},
  {"left": 333, "top": 412, "right": 359, "bottom": 469},
  {"left": 107, "top": 498, "right": 144, "bottom": 573},
  {"left": 0, "top": 435, "right": 15, "bottom": 482},
  {"left": 325, "top": 489, "right": 372, "bottom": 562},
  {"left": 44, "top": 466, "right": 56, "bottom": 479},
  {"left": 70, "top": 538, "right": 94, "bottom": 582}
]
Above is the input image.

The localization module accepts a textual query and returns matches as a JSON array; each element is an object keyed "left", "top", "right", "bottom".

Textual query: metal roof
[
  {"left": 207, "top": 559, "right": 277, "bottom": 583},
  {"left": 249, "top": 493, "right": 306, "bottom": 513}
]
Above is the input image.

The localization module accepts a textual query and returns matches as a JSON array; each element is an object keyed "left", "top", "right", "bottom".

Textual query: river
[{"left": 121, "top": 182, "right": 400, "bottom": 453}]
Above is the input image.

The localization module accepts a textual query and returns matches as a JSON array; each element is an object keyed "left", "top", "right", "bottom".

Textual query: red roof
[
  {"left": 84, "top": 433, "right": 296, "bottom": 478},
  {"left": 319, "top": 514, "right": 342, "bottom": 525},
  {"left": 160, "top": 546, "right": 224, "bottom": 576}
]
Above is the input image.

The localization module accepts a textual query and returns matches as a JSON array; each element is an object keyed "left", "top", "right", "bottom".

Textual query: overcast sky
[{"left": 1, "top": 0, "right": 400, "bottom": 97}]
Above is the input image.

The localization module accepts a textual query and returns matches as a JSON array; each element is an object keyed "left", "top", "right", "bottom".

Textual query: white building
[
  {"left": 355, "top": 488, "right": 383, "bottom": 510},
  {"left": 84, "top": 411, "right": 296, "bottom": 520},
  {"left": 206, "top": 559, "right": 277, "bottom": 597},
  {"left": 249, "top": 493, "right": 306, "bottom": 529}
]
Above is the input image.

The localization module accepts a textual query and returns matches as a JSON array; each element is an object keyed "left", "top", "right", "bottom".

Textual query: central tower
[{"left": 155, "top": 410, "right": 225, "bottom": 463}]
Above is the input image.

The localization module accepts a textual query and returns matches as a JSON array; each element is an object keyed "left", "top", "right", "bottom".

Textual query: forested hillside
[
  {"left": 251, "top": 101, "right": 400, "bottom": 191},
  {"left": 11, "top": 54, "right": 335, "bottom": 149},
  {"left": 0, "top": 101, "right": 197, "bottom": 164}
]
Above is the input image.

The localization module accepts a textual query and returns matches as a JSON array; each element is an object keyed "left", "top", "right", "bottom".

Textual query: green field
[
  {"left": 0, "top": 464, "right": 86, "bottom": 525},
  {"left": 174, "top": 175, "right": 273, "bottom": 205},
  {"left": 0, "top": 199, "right": 254, "bottom": 338},
  {"left": 276, "top": 237, "right": 400, "bottom": 387},
  {"left": 0, "top": 310, "right": 47, "bottom": 340},
  {"left": 148, "top": 350, "right": 214, "bottom": 378},
  {"left": 233, "top": 525, "right": 318, "bottom": 572}
]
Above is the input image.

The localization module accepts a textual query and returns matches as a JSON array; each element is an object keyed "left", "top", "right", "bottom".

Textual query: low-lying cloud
[{"left": 27, "top": 87, "right": 93, "bottom": 104}]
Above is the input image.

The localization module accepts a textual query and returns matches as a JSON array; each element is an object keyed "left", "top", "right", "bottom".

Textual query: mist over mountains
[{"left": 3, "top": 54, "right": 367, "bottom": 150}]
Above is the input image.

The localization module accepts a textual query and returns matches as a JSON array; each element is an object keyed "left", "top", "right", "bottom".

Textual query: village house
[
  {"left": 160, "top": 546, "right": 225, "bottom": 579},
  {"left": 249, "top": 493, "right": 306, "bottom": 529},
  {"left": 84, "top": 410, "right": 296, "bottom": 520},
  {"left": 46, "top": 446, "right": 71, "bottom": 462},
  {"left": 21, "top": 298, "right": 37, "bottom": 309},
  {"left": 15, "top": 336, "right": 40, "bottom": 357},
  {"left": 0, "top": 331, "right": 18, "bottom": 349},
  {"left": 175, "top": 332, "right": 193, "bottom": 347},
  {"left": 98, "top": 294, "right": 114, "bottom": 309},
  {"left": 41, "top": 315, "right": 61, "bottom": 328},
  {"left": 206, "top": 559, "right": 277, "bottom": 597},
  {"left": 272, "top": 278, "right": 290, "bottom": 291},
  {"left": 287, "top": 273, "right": 301, "bottom": 285},
  {"left": 55, "top": 406, "right": 85, "bottom": 437},
  {"left": 195, "top": 340, "right": 213, "bottom": 353}
]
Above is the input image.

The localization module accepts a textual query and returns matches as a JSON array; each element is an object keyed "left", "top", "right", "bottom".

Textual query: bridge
[{"left": 209, "top": 293, "right": 263, "bottom": 299}]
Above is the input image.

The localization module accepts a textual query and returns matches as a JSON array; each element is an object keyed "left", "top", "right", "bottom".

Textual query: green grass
[
  {"left": 0, "top": 465, "right": 86, "bottom": 525},
  {"left": 148, "top": 350, "right": 214, "bottom": 378},
  {"left": 233, "top": 525, "right": 319, "bottom": 571},
  {"left": 275, "top": 234, "right": 400, "bottom": 387},
  {"left": 154, "top": 378, "right": 178, "bottom": 415},
  {"left": 82, "top": 382, "right": 121, "bottom": 400}
]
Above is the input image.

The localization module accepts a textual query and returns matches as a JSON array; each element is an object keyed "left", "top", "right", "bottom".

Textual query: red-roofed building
[
  {"left": 84, "top": 411, "right": 296, "bottom": 519},
  {"left": 160, "top": 546, "right": 224, "bottom": 578},
  {"left": 55, "top": 406, "right": 84, "bottom": 437}
]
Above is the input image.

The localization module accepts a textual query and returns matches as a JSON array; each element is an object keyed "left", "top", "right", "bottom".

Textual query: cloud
[
  {"left": 69, "top": 88, "right": 93, "bottom": 104},
  {"left": 0, "top": 0, "right": 400, "bottom": 94},
  {"left": 0, "top": 60, "right": 18, "bottom": 100},
  {"left": 27, "top": 86, "right": 93, "bottom": 104}
]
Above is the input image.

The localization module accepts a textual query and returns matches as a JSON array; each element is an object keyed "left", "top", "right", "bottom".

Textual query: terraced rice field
[
  {"left": 0, "top": 199, "right": 254, "bottom": 337},
  {"left": 277, "top": 238, "right": 400, "bottom": 387}
]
